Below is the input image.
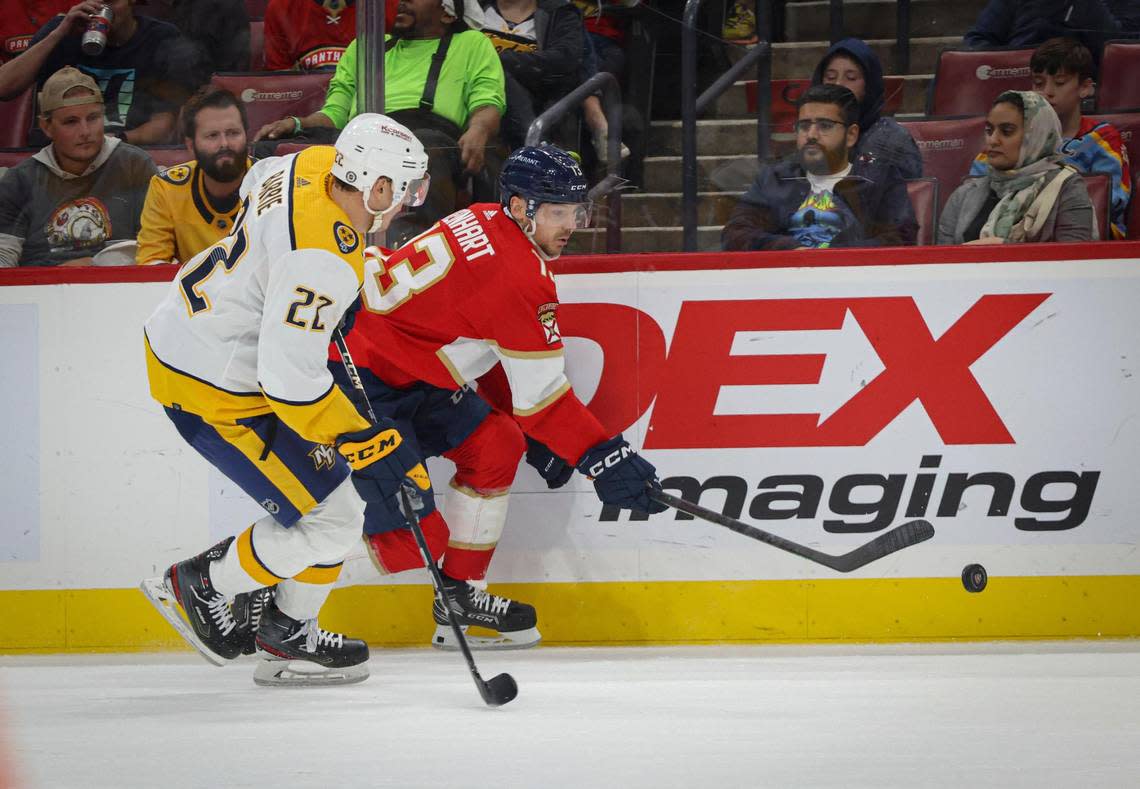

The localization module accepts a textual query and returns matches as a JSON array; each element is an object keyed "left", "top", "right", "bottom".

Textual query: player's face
[
  {"left": 41, "top": 101, "right": 105, "bottom": 167},
  {"left": 1031, "top": 69, "right": 1091, "bottom": 123},
  {"left": 796, "top": 102, "right": 856, "bottom": 175},
  {"left": 984, "top": 102, "right": 1024, "bottom": 171},
  {"left": 511, "top": 197, "right": 590, "bottom": 256},
  {"left": 821, "top": 55, "right": 865, "bottom": 103},
  {"left": 190, "top": 105, "right": 248, "bottom": 183}
]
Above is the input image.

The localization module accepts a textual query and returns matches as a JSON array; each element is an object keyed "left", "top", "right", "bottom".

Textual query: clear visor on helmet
[
  {"left": 399, "top": 174, "right": 431, "bottom": 208},
  {"left": 535, "top": 201, "right": 592, "bottom": 230}
]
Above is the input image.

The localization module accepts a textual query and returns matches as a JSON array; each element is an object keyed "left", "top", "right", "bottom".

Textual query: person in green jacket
[{"left": 254, "top": 0, "right": 506, "bottom": 242}]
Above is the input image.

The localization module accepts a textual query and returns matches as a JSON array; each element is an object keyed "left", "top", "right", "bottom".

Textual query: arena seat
[
  {"left": 0, "top": 88, "right": 34, "bottom": 149},
  {"left": 142, "top": 146, "right": 192, "bottom": 170},
  {"left": 210, "top": 72, "right": 332, "bottom": 136},
  {"left": 745, "top": 77, "right": 905, "bottom": 131},
  {"left": 1082, "top": 173, "right": 1110, "bottom": 240},
  {"left": 0, "top": 148, "right": 35, "bottom": 170},
  {"left": 928, "top": 48, "right": 1034, "bottom": 117},
  {"left": 905, "top": 178, "right": 939, "bottom": 246},
  {"left": 274, "top": 143, "right": 314, "bottom": 155},
  {"left": 1086, "top": 113, "right": 1140, "bottom": 171},
  {"left": 249, "top": 20, "right": 266, "bottom": 71},
  {"left": 245, "top": 0, "right": 268, "bottom": 19},
  {"left": 1096, "top": 41, "right": 1140, "bottom": 112},
  {"left": 899, "top": 116, "right": 987, "bottom": 209}
]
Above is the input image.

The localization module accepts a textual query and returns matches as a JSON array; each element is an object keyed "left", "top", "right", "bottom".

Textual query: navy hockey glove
[
  {"left": 576, "top": 435, "right": 667, "bottom": 515},
  {"left": 337, "top": 293, "right": 363, "bottom": 336},
  {"left": 525, "top": 437, "right": 573, "bottom": 489},
  {"left": 336, "top": 420, "right": 433, "bottom": 512}
]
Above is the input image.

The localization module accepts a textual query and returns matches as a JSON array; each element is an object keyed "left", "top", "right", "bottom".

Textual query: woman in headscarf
[
  {"left": 811, "top": 37, "right": 922, "bottom": 179},
  {"left": 937, "top": 90, "right": 1097, "bottom": 245}
]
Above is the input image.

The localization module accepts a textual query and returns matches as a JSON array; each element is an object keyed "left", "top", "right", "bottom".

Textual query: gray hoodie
[{"left": 0, "top": 137, "right": 156, "bottom": 267}]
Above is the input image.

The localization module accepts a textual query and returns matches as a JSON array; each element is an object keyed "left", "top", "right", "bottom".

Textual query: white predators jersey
[{"left": 144, "top": 146, "right": 369, "bottom": 445}]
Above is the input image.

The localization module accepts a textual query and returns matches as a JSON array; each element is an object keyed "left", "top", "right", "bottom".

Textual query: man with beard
[
  {"left": 722, "top": 84, "right": 917, "bottom": 251},
  {"left": 0, "top": 66, "right": 156, "bottom": 267},
  {"left": 136, "top": 87, "right": 251, "bottom": 265}
]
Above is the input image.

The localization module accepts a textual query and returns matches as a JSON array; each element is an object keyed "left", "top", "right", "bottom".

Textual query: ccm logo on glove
[
  {"left": 586, "top": 444, "right": 634, "bottom": 478},
  {"left": 338, "top": 428, "right": 402, "bottom": 469}
]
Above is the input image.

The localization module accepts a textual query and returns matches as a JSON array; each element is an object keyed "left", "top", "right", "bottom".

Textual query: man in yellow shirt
[{"left": 135, "top": 87, "right": 252, "bottom": 265}]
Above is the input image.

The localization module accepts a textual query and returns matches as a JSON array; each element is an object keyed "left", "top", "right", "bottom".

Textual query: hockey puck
[{"left": 961, "top": 564, "right": 988, "bottom": 593}]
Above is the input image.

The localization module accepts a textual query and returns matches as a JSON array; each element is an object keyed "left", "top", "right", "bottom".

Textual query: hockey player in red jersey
[{"left": 333, "top": 144, "right": 666, "bottom": 649}]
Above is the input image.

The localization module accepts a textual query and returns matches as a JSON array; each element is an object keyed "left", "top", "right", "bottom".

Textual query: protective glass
[{"left": 535, "top": 201, "right": 593, "bottom": 230}]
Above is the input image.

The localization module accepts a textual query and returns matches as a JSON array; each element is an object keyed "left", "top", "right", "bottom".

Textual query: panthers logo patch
[
  {"left": 159, "top": 164, "right": 192, "bottom": 184},
  {"left": 537, "top": 301, "right": 561, "bottom": 345},
  {"left": 333, "top": 221, "right": 359, "bottom": 254}
]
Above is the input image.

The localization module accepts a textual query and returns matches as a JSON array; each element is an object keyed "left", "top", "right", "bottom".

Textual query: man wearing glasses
[{"left": 722, "top": 83, "right": 917, "bottom": 251}]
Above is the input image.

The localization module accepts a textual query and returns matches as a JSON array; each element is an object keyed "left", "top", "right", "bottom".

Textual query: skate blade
[
  {"left": 431, "top": 624, "right": 541, "bottom": 651},
  {"left": 252, "top": 657, "right": 370, "bottom": 687},
  {"left": 139, "top": 577, "right": 228, "bottom": 667}
]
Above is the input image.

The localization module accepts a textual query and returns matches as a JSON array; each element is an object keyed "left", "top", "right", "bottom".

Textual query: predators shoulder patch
[
  {"left": 333, "top": 221, "right": 359, "bottom": 255},
  {"left": 159, "top": 164, "right": 192, "bottom": 185}
]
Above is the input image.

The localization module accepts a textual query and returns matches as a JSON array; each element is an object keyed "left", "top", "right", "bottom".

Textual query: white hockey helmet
[{"left": 332, "top": 113, "right": 430, "bottom": 231}]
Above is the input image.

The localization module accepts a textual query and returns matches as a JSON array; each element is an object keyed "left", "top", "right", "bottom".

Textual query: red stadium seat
[
  {"left": 1082, "top": 173, "right": 1110, "bottom": 240},
  {"left": 0, "top": 148, "right": 34, "bottom": 170},
  {"left": 142, "top": 146, "right": 193, "bottom": 170},
  {"left": 0, "top": 88, "right": 34, "bottom": 149},
  {"left": 245, "top": 0, "right": 268, "bottom": 19},
  {"left": 1086, "top": 112, "right": 1140, "bottom": 171},
  {"left": 249, "top": 20, "right": 266, "bottom": 71},
  {"left": 210, "top": 72, "right": 332, "bottom": 137},
  {"left": 274, "top": 143, "right": 314, "bottom": 155},
  {"left": 899, "top": 116, "right": 987, "bottom": 209},
  {"left": 1097, "top": 41, "right": 1140, "bottom": 112},
  {"left": 744, "top": 77, "right": 906, "bottom": 131},
  {"left": 928, "top": 49, "right": 1034, "bottom": 117},
  {"left": 906, "top": 178, "right": 939, "bottom": 246}
]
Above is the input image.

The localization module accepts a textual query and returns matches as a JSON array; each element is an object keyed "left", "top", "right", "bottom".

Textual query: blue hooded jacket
[{"left": 811, "top": 38, "right": 923, "bottom": 179}]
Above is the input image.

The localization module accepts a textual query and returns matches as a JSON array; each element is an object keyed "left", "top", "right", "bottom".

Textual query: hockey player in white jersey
[{"left": 140, "top": 114, "right": 431, "bottom": 686}]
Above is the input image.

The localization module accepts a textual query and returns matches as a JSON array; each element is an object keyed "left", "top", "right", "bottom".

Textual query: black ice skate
[
  {"left": 252, "top": 603, "right": 370, "bottom": 686},
  {"left": 431, "top": 573, "right": 541, "bottom": 651},
  {"left": 233, "top": 586, "right": 274, "bottom": 656},
  {"left": 139, "top": 537, "right": 248, "bottom": 666}
]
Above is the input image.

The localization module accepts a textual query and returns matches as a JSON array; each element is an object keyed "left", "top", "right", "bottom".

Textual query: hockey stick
[
  {"left": 334, "top": 330, "right": 518, "bottom": 707},
  {"left": 650, "top": 490, "right": 935, "bottom": 573}
]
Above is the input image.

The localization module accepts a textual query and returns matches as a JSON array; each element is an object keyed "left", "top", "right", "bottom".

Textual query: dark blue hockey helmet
[{"left": 499, "top": 144, "right": 589, "bottom": 220}]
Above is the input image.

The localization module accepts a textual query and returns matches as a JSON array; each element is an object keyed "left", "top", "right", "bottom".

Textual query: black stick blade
[
  {"left": 480, "top": 672, "right": 518, "bottom": 707},
  {"left": 830, "top": 519, "right": 936, "bottom": 573}
]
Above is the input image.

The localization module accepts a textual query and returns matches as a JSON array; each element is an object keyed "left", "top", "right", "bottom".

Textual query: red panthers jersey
[
  {"left": 1, "top": 1, "right": 70, "bottom": 63},
  {"left": 342, "top": 203, "right": 609, "bottom": 465},
  {"left": 263, "top": 0, "right": 356, "bottom": 71}
]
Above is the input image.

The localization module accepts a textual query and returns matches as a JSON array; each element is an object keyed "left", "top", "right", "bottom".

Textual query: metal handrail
[
  {"left": 526, "top": 72, "right": 623, "bottom": 253},
  {"left": 681, "top": 0, "right": 771, "bottom": 251}
]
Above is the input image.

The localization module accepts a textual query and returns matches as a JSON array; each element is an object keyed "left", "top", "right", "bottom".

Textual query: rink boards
[{"left": 2, "top": 242, "right": 1140, "bottom": 651}]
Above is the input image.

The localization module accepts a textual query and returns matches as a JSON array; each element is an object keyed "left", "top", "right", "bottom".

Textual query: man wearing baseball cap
[{"left": 0, "top": 65, "right": 156, "bottom": 266}]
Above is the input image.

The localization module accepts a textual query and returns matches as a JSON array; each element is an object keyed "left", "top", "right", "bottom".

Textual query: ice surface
[{"left": 2, "top": 642, "right": 1138, "bottom": 788}]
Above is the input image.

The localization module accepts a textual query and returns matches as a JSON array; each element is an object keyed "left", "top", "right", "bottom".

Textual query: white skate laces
[
  {"left": 285, "top": 619, "right": 345, "bottom": 654},
  {"left": 468, "top": 587, "right": 511, "bottom": 616},
  {"left": 193, "top": 587, "right": 238, "bottom": 635}
]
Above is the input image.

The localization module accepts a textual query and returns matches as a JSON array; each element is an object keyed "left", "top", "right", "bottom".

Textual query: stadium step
[
  {"left": 782, "top": 0, "right": 990, "bottom": 41},
  {"left": 618, "top": 191, "right": 745, "bottom": 228},
  {"left": 752, "top": 36, "right": 961, "bottom": 78},
  {"left": 641, "top": 154, "right": 758, "bottom": 193},
  {"left": 567, "top": 225, "right": 724, "bottom": 255},
  {"left": 709, "top": 73, "right": 932, "bottom": 119}
]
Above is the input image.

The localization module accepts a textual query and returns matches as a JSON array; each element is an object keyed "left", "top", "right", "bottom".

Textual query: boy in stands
[{"left": 969, "top": 36, "right": 1131, "bottom": 239}]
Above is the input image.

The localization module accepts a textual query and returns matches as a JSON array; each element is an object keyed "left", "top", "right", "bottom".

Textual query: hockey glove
[
  {"left": 525, "top": 437, "right": 573, "bottom": 489},
  {"left": 336, "top": 420, "right": 433, "bottom": 511},
  {"left": 337, "top": 293, "right": 363, "bottom": 336},
  {"left": 576, "top": 435, "right": 667, "bottom": 515}
]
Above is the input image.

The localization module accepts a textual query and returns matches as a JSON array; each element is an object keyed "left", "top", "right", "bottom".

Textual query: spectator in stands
[
  {"left": 939, "top": 90, "right": 1096, "bottom": 244},
  {"left": 253, "top": 0, "right": 505, "bottom": 242},
  {"left": 264, "top": 0, "right": 356, "bottom": 71},
  {"left": 1, "top": 2, "right": 72, "bottom": 64},
  {"left": 811, "top": 38, "right": 922, "bottom": 179},
  {"left": 963, "top": 0, "right": 1135, "bottom": 64},
  {"left": 0, "top": 1, "right": 193, "bottom": 146},
  {"left": 968, "top": 37, "right": 1131, "bottom": 238},
  {"left": 573, "top": 2, "right": 630, "bottom": 162},
  {"left": 480, "top": 0, "right": 583, "bottom": 149},
  {"left": 166, "top": 0, "right": 251, "bottom": 85},
  {"left": 135, "top": 87, "right": 250, "bottom": 265},
  {"left": 0, "top": 67, "right": 155, "bottom": 267},
  {"left": 722, "top": 84, "right": 917, "bottom": 251}
]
